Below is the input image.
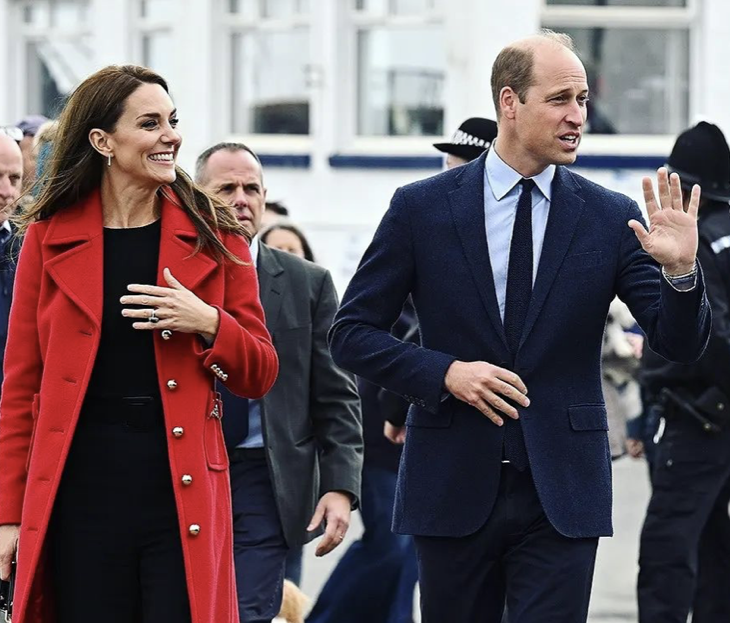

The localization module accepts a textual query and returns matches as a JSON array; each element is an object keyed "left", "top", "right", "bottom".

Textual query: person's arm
[
  {"left": 193, "top": 233, "right": 279, "bottom": 398},
  {"left": 328, "top": 188, "right": 456, "bottom": 414},
  {"left": 0, "top": 224, "right": 44, "bottom": 525},
  {"left": 617, "top": 186, "right": 710, "bottom": 364},
  {"left": 307, "top": 270, "right": 363, "bottom": 556}
]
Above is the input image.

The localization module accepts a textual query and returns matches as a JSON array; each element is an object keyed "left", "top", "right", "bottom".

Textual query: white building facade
[{"left": 1, "top": 0, "right": 727, "bottom": 290}]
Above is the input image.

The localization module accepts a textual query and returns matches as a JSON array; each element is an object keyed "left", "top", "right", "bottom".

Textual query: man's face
[
  {"left": 200, "top": 149, "right": 266, "bottom": 236},
  {"left": 19, "top": 135, "right": 36, "bottom": 188},
  {"left": 0, "top": 135, "right": 23, "bottom": 223},
  {"left": 513, "top": 45, "right": 588, "bottom": 170}
]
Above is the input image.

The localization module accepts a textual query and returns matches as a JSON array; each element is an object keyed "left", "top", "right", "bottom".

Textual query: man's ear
[
  {"left": 88, "top": 128, "right": 113, "bottom": 159},
  {"left": 499, "top": 87, "right": 519, "bottom": 121}
]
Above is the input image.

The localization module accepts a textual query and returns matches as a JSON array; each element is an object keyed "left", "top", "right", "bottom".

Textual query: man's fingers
[
  {"left": 493, "top": 368, "right": 528, "bottom": 396},
  {"left": 641, "top": 177, "right": 659, "bottom": 219},
  {"left": 316, "top": 520, "right": 345, "bottom": 557},
  {"left": 628, "top": 220, "right": 650, "bottom": 248},
  {"left": 657, "top": 167, "right": 671, "bottom": 210},
  {"left": 307, "top": 504, "right": 325, "bottom": 532},
  {"left": 494, "top": 380, "right": 530, "bottom": 407},
  {"left": 669, "top": 172, "right": 684, "bottom": 211},
  {"left": 472, "top": 398, "right": 503, "bottom": 426},
  {"left": 687, "top": 184, "right": 701, "bottom": 219},
  {"left": 483, "top": 390, "right": 519, "bottom": 420}
]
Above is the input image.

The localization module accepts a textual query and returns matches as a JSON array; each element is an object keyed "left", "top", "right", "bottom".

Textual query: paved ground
[{"left": 298, "top": 457, "right": 653, "bottom": 622}]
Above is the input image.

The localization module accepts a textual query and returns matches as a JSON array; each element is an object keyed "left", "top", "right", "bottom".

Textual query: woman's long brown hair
[{"left": 15, "top": 65, "right": 248, "bottom": 262}]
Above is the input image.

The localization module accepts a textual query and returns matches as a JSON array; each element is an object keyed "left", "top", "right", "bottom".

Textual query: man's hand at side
[
  {"left": 307, "top": 491, "right": 352, "bottom": 557},
  {"left": 444, "top": 361, "right": 529, "bottom": 426}
]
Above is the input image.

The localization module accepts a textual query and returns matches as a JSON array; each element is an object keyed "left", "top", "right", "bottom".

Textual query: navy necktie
[
  {"left": 217, "top": 382, "right": 250, "bottom": 451},
  {"left": 502, "top": 178, "right": 534, "bottom": 471}
]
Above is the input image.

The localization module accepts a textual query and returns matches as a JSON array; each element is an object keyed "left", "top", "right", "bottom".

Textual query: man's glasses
[{"left": 0, "top": 127, "right": 23, "bottom": 142}]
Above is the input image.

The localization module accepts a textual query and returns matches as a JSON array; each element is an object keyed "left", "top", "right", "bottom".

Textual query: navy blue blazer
[{"left": 329, "top": 152, "right": 711, "bottom": 539}]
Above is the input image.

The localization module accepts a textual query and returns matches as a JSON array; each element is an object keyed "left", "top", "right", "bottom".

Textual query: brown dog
[{"left": 276, "top": 580, "right": 310, "bottom": 623}]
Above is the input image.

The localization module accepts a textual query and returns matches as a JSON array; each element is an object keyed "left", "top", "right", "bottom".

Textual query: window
[
  {"left": 353, "top": 0, "right": 445, "bottom": 137},
  {"left": 17, "top": 0, "right": 92, "bottom": 117},
  {"left": 542, "top": 0, "right": 694, "bottom": 135},
  {"left": 137, "top": 0, "right": 174, "bottom": 79},
  {"left": 227, "top": 0, "right": 311, "bottom": 135}
]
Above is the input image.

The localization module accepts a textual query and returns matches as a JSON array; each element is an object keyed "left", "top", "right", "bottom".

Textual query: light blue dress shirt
[
  {"left": 238, "top": 236, "right": 265, "bottom": 449},
  {"left": 484, "top": 147, "right": 556, "bottom": 321}
]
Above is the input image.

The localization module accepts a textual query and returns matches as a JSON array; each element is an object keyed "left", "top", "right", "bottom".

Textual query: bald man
[
  {"left": 329, "top": 30, "right": 709, "bottom": 622},
  {"left": 0, "top": 133, "right": 23, "bottom": 395}
]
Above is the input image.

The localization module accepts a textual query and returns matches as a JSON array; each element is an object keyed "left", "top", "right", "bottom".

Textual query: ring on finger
[{"left": 149, "top": 308, "right": 160, "bottom": 324}]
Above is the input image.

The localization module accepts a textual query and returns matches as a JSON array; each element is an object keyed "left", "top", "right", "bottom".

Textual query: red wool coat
[{"left": 0, "top": 189, "right": 278, "bottom": 623}]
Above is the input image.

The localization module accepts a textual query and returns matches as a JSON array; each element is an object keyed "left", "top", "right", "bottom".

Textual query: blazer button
[
  {"left": 181, "top": 474, "right": 193, "bottom": 486},
  {"left": 172, "top": 426, "right": 184, "bottom": 438},
  {"left": 718, "top": 403, "right": 725, "bottom": 411},
  {"left": 161, "top": 329, "right": 173, "bottom": 340},
  {"left": 167, "top": 379, "right": 178, "bottom": 391},
  {"left": 189, "top": 524, "right": 201, "bottom": 536}
]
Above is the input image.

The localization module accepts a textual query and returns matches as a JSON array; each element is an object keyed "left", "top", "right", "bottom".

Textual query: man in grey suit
[{"left": 196, "top": 143, "right": 363, "bottom": 623}]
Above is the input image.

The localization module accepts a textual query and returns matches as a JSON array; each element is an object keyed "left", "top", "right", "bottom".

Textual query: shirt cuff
[{"left": 662, "top": 262, "right": 697, "bottom": 292}]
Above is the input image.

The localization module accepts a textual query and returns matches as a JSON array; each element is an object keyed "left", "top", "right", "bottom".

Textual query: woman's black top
[{"left": 85, "top": 220, "right": 162, "bottom": 399}]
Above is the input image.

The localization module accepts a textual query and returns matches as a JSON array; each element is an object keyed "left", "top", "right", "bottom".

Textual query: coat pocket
[
  {"left": 26, "top": 393, "right": 41, "bottom": 472},
  {"left": 568, "top": 404, "right": 609, "bottom": 431},
  {"left": 204, "top": 392, "right": 229, "bottom": 471}
]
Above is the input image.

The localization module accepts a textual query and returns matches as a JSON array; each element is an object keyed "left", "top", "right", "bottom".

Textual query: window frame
[
  {"left": 346, "top": 0, "right": 447, "bottom": 151},
  {"left": 220, "top": 0, "right": 314, "bottom": 149},
  {"left": 541, "top": 0, "right": 700, "bottom": 156},
  {"left": 11, "top": 0, "right": 92, "bottom": 118}
]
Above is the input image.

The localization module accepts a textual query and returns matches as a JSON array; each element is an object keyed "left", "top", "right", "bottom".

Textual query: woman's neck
[{"left": 100, "top": 174, "right": 161, "bottom": 228}]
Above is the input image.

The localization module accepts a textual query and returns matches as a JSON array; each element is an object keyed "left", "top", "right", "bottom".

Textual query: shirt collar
[
  {"left": 485, "top": 145, "right": 556, "bottom": 202},
  {"left": 1, "top": 220, "right": 10, "bottom": 233},
  {"left": 249, "top": 235, "right": 260, "bottom": 267}
]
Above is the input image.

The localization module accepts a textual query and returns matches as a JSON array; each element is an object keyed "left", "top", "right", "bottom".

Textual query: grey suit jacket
[{"left": 257, "top": 243, "right": 363, "bottom": 547}]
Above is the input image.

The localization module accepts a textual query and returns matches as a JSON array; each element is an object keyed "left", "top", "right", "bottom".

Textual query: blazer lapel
[
  {"left": 448, "top": 152, "right": 509, "bottom": 352},
  {"left": 157, "top": 190, "right": 217, "bottom": 291},
  {"left": 256, "top": 244, "right": 285, "bottom": 329},
  {"left": 43, "top": 191, "right": 104, "bottom": 328},
  {"left": 519, "top": 167, "right": 585, "bottom": 349}
]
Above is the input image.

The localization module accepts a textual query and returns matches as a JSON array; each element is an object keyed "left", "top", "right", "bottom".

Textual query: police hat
[
  {"left": 666, "top": 121, "right": 730, "bottom": 203},
  {"left": 433, "top": 117, "right": 498, "bottom": 162}
]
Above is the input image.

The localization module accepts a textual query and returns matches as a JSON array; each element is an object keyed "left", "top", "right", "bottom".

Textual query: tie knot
[{"left": 520, "top": 178, "right": 535, "bottom": 192}]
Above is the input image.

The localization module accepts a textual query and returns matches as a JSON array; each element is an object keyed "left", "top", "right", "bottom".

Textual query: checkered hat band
[{"left": 451, "top": 129, "right": 490, "bottom": 148}]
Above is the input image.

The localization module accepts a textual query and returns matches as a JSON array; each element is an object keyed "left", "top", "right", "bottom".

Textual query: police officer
[{"left": 637, "top": 121, "right": 730, "bottom": 623}]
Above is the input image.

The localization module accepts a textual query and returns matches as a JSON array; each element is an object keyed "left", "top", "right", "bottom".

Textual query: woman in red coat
[{"left": 0, "top": 65, "right": 278, "bottom": 623}]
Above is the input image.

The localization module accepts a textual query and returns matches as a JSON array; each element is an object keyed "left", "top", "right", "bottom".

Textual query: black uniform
[{"left": 638, "top": 200, "right": 730, "bottom": 623}]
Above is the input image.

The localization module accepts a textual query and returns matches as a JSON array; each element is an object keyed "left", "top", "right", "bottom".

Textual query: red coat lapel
[{"left": 41, "top": 187, "right": 218, "bottom": 330}]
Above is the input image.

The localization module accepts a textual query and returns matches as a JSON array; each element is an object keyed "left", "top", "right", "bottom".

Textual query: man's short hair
[
  {"left": 490, "top": 29, "right": 575, "bottom": 118},
  {"left": 195, "top": 142, "right": 262, "bottom": 184},
  {"left": 265, "top": 201, "right": 289, "bottom": 217}
]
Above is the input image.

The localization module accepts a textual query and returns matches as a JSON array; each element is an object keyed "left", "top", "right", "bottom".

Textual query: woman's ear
[{"left": 88, "top": 128, "right": 112, "bottom": 159}]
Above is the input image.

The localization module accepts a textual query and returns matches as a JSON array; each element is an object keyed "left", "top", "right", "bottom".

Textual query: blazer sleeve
[
  {"left": 614, "top": 199, "right": 710, "bottom": 364},
  {"left": 329, "top": 188, "right": 456, "bottom": 414},
  {"left": 0, "top": 224, "right": 44, "bottom": 524},
  {"left": 309, "top": 269, "right": 363, "bottom": 504},
  {"left": 195, "top": 232, "right": 278, "bottom": 399}
]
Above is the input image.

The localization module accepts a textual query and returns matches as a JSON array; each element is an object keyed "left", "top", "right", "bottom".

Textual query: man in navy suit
[{"left": 329, "top": 30, "right": 711, "bottom": 623}]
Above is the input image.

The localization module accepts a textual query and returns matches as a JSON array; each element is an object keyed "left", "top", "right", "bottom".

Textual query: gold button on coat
[
  {"left": 172, "top": 426, "right": 184, "bottom": 438},
  {"left": 189, "top": 524, "right": 201, "bottom": 536},
  {"left": 161, "top": 329, "right": 173, "bottom": 340},
  {"left": 167, "top": 379, "right": 178, "bottom": 390},
  {"left": 182, "top": 474, "right": 193, "bottom": 486}
]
